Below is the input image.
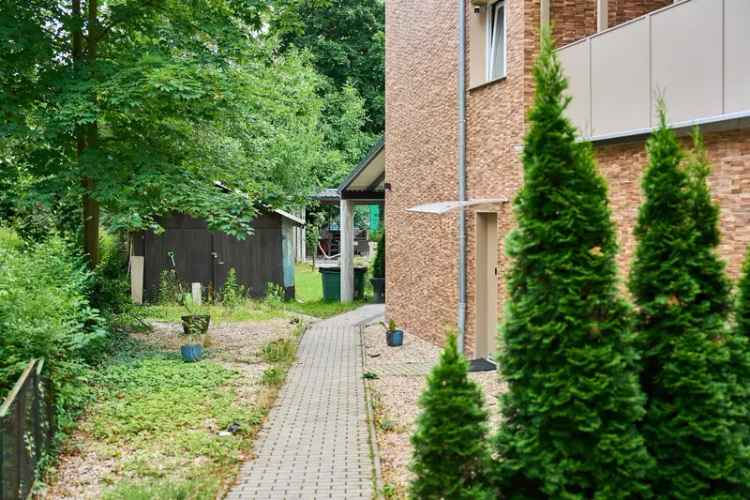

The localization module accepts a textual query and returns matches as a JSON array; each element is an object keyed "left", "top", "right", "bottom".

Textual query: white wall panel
[
  {"left": 651, "top": 0, "right": 722, "bottom": 123},
  {"left": 725, "top": 0, "right": 750, "bottom": 113},
  {"left": 591, "top": 18, "right": 650, "bottom": 136},
  {"left": 559, "top": 41, "right": 591, "bottom": 137}
]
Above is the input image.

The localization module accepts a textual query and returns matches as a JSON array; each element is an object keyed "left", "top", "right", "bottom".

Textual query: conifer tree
[
  {"left": 737, "top": 247, "right": 750, "bottom": 342},
  {"left": 410, "top": 334, "right": 491, "bottom": 500},
  {"left": 629, "top": 114, "right": 750, "bottom": 497},
  {"left": 493, "top": 30, "right": 652, "bottom": 499}
]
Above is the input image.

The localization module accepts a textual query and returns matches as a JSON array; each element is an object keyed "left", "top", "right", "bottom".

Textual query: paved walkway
[{"left": 228, "top": 304, "right": 384, "bottom": 500}]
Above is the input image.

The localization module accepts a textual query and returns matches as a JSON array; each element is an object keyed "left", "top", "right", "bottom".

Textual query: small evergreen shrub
[
  {"left": 371, "top": 230, "right": 385, "bottom": 279},
  {"left": 629, "top": 112, "right": 750, "bottom": 497},
  {"left": 410, "top": 334, "right": 491, "bottom": 499},
  {"left": 493, "top": 29, "right": 652, "bottom": 498},
  {"left": 221, "top": 267, "right": 246, "bottom": 309}
]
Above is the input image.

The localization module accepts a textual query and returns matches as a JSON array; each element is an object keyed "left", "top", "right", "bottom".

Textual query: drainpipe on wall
[{"left": 457, "top": 0, "right": 467, "bottom": 354}]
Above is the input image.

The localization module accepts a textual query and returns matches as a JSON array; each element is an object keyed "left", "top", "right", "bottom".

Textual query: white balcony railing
[{"left": 558, "top": 0, "right": 750, "bottom": 141}]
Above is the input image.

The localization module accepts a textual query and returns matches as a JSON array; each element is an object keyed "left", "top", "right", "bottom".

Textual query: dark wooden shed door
[{"left": 212, "top": 229, "right": 282, "bottom": 298}]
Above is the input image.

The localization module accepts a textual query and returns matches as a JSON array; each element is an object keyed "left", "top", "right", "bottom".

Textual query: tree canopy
[
  {"left": 0, "top": 0, "right": 374, "bottom": 262},
  {"left": 269, "top": 0, "right": 385, "bottom": 135}
]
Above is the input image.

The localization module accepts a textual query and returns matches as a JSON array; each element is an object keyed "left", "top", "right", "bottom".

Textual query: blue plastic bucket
[
  {"left": 386, "top": 330, "right": 404, "bottom": 347},
  {"left": 181, "top": 344, "right": 203, "bottom": 362}
]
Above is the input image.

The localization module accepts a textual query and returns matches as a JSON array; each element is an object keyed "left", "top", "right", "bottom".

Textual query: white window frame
[{"left": 485, "top": 0, "right": 507, "bottom": 81}]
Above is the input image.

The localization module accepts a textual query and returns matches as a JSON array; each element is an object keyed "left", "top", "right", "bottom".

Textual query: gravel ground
[
  {"left": 43, "top": 317, "right": 301, "bottom": 499},
  {"left": 363, "top": 324, "right": 506, "bottom": 499}
]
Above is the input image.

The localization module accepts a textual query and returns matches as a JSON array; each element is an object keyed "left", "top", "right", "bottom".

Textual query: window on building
[{"left": 487, "top": 1, "right": 506, "bottom": 80}]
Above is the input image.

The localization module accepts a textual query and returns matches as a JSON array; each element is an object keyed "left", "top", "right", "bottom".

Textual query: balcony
[{"left": 558, "top": 0, "right": 750, "bottom": 141}]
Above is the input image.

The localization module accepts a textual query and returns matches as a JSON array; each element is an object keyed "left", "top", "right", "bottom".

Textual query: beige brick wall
[
  {"left": 385, "top": 0, "right": 460, "bottom": 348},
  {"left": 551, "top": 0, "right": 673, "bottom": 47},
  {"left": 596, "top": 128, "right": 750, "bottom": 282},
  {"left": 386, "top": 0, "right": 750, "bottom": 357}
]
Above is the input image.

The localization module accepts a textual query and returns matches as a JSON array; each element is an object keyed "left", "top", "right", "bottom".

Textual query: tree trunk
[{"left": 81, "top": 0, "right": 100, "bottom": 267}]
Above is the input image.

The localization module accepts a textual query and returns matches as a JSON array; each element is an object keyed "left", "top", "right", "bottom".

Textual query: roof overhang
[
  {"left": 337, "top": 137, "right": 385, "bottom": 200},
  {"left": 406, "top": 198, "right": 509, "bottom": 215}
]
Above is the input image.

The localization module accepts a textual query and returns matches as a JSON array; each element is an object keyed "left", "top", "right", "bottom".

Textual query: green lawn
[
  {"left": 284, "top": 263, "right": 370, "bottom": 319},
  {"left": 141, "top": 263, "right": 370, "bottom": 323},
  {"left": 141, "top": 302, "right": 285, "bottom": 324}
]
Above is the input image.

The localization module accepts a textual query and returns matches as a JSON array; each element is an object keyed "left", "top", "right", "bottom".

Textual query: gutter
[{"left": 457, "top": 0, "right": 467, "bottom": 353}]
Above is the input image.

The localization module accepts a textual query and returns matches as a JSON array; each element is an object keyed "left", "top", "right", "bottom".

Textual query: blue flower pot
[
  {"left": 386, "top": 330, "right": 403, "bottom": 347},
  {"left": 181, "top": 344, "right": 203, "bottom": 362}
]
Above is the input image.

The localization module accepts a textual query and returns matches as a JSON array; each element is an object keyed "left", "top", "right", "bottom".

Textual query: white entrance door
[{"left": 476, "top": 212, "right": 498, "bottom": 360}]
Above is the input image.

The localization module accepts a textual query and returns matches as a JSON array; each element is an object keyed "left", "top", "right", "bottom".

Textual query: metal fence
[{"left": 0, "top": 359, "right": 55, "bottom": 500}]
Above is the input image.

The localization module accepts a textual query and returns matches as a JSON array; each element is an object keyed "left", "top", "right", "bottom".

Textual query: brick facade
[{"left": 385, "top": 0, "right": 750, "bottom": 357}]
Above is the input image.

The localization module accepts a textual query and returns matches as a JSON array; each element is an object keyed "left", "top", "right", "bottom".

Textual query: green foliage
[
  {"left": 371, "top": 230, "right": 385, "bottom": 278},
  {"left": 261, "top": 339, "right": 296, "bottom": 364},
  {"left": 90, "top": 231, "right": 132, "bottom": 318},
  {"left": 493, "top": 31, "right": 652, "bottom": 498},
  {"left": 264, "top": 282, "right": 286, "bottom": 305},
  {"left": 410, "top": 334, "right": 491, "bottom": 500},
  {"left": 270, "top": 0, "right": 385, "bottom": 134},
  {"left": 102, "top": 476, "right": 219, "bottom": 500},
  {"left": 629, "top": 111, "right": 750, "bottom": 497},
  {"left": 260, "top": 366, "right": 285, "bottom": 387},
  {"left": 0, "top": 228, "right": 107, "bottom": 395},
  {"left": 158, "top": 268, "right": 182, "bottom": 305},
  {"left": 737, "top": 247, "right": 750, "bottom": 347},
  {"left": 221, "top": 268, "right": 246, "bottom": 309},
  {"left": 734, "top": 247, "right": 750, "bottom": 440}
]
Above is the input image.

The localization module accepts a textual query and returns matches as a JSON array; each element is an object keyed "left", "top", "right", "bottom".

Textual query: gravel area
[
  {"left": 43, "top": 317, "right": 302, "bottom": 499},
  {"left": 363, "top": 325, "right": 505, "bottom": 499}
]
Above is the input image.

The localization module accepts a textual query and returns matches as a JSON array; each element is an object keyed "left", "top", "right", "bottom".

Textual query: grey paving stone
[{"left": 227, "top": 305, "right": 383, "bottom": 499}]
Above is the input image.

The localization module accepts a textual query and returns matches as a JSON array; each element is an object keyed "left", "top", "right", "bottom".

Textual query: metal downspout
[{"left": 457, "top": 0, "right": 467, "bottom": 353}]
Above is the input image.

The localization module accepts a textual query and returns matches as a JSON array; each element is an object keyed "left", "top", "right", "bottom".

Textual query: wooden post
[
  {"left": 340, "top": 199, "right": 354, "bottom": 303},
  {"left": 192, "top": 283, "right": 203, "bottom": 306},
  {"left": 130, "top": 256, "right": 144, "bottom": 304}
]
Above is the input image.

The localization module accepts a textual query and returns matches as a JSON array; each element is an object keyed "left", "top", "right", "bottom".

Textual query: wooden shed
[{"left": 130, "top": 209, "right": 305, "bottom": 303}]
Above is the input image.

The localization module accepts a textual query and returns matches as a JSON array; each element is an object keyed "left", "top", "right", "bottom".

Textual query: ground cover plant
[
  {"left": 629, "top": 114, "right": 750, "bottom": 497},
  {"left": 45, "top": 320, "right": 304, "bottom": 499},
  {"left": 492, "top": 31, "right": 653, "bottom": 498}
]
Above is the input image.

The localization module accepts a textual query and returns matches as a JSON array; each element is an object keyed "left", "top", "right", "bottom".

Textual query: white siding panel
[
  {"left": 591, "top": 18, "right": 650, "bottom": 136},
  {"left": 651, "top": 0, "right": 723, "bottom": 123},
  {"left": 559, "top": 41, "right": 591, "bottom": 137},
  {"left": 725, "top": 0, "right": 750, "bottom": 113}
]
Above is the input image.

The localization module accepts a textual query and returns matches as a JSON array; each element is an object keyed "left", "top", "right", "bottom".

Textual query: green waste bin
[{"left": 320, "top": 267, "right": 367, "bottom": 301}]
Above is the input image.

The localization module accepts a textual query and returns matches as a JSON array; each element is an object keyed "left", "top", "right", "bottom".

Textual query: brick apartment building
[{"left": 384, "top": 0, "right": 750, "bottom": 360}]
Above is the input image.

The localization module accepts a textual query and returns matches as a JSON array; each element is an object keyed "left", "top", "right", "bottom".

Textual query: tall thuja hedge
[
  {"left": 493, "top": 30, "right": 652, "bottom": 499},
  {"left": 410, "top": 334, "right": 491, "bottom": 499},
  {"left": 687, "top": 131, "right": 750, "bottom": 448},
  {"left": 629, "top": 114, "right": 750, "bottom": 497}
]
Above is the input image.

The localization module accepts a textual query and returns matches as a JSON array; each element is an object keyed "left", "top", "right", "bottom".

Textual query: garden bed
[
  {"left": 361, "top": 324, "right": 505, "bottom": 499},
  {"left": 43, "top": 317, "right": 305, "bottom": 499}
]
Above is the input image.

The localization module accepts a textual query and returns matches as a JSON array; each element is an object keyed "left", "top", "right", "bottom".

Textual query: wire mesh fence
[{"left": 0, "top": 359, "right": 55, "bottom": 500}]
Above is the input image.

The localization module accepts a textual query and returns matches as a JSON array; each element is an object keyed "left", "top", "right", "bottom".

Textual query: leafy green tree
[
  {"left": 270, "top": 0, "right": 385, "bottom": 133},
  {"left": 410, "top": 334, "right": 491, "bottom": 500},
  {"left": 629, "top": 113, "right": 750, "bottom": 498},
  {"left": 1, "top": 0, "right": 330, "bottom": 266},
  {"left": 371, "top": 230, "right": 385, "bottom": 279},
  {"left": 493, "top": 31, "right": 652, "bottom": 499}
]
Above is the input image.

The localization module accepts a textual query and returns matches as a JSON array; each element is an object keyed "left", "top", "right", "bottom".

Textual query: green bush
[
  {"left": 90, "top": 231, "right": 132, "bottom": 318},
  {"left": 410, "top": 334, "right": 491, "bottom": 499},
  {"left": 0, "top": 228, "right": 107, "bottom": 406},
  {"left": 371, "top": 230, "right": 385, "bottom": 279},
  {"left": 629, "top": 111, "right": 750, "bottom": 497},
  {"left": 261, "top": 338, "right": 296, "bottom": 364},
  {"left": 221, "top": 267, "right": 246, "bottom": 308},
  {"left": 493, "top": 30, "right": 652, "bottom": 498},
  {"left": 158, "top": 268, "right": 182, "bottom": 305}
]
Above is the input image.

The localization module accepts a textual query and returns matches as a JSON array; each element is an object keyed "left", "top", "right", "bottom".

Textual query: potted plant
[
  {"left": 370, "top": 230, "right": 385, "bottom": 303},
  {"left": 382, "top": 319, "right": 403, "bottom": 347},
  {"left": 179, "top": 293, "right": 210, "bottom": 362}
]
